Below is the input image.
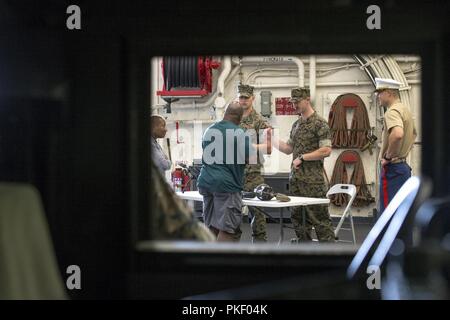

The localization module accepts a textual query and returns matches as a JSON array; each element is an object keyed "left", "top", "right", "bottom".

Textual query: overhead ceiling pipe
[
  {"left": 217, "top": 56, "right": 232, "bottom": 98},
  {"left": 309, "top": 55, "right": 316, "bottom": 103},
  {"left": 252, "top": 80, "right": 373, "bottom": 89},
  {"left": 214, "top": 56, "right": 232, "bottom": 110},
  {"left": 384, "top": 56, "right": 412, "bottom": 109},
  {"left": 151, "top": 57, "right": 161, "bottom": 107},
  {"left": 237, "top": 56, "right": 305, "bottom": 88}
]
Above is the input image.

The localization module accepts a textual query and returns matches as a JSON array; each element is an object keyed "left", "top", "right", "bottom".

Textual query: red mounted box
[
  {"left": 275, "top": 98, "right": 286, "bottom": 115},
  {"left": 275, "top": 97, "right": 296, "bottom": 115}
]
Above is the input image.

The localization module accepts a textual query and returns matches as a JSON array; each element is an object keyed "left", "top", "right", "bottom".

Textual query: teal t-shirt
[{"left": 197, "top": 120, "right": 253, "bottom": 192}]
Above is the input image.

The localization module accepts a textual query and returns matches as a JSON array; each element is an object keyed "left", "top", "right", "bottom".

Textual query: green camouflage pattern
[
  {"left": 287, "top": 112, "right": 334, "bottom": 241},
  {"left": 151, "top": 160, "right": 215, "bottom": 241},
  {"left": 240, "top": 109, "right": 271, "bottom": 177},
  {"left": 290, "top": 87, "right": 310, "bottom": 102},
  {"left": 239, "top": 108, "right": 270, "bottom": 242},
  {"left": 238, "top": 84, "right": 254, "bottom": 97},
  {"left": 289, "top": 179, "right": 335, "bottom": 241},
  {"left": 287, "top": 112, "right": 332, "bottom": 183},
  {"left": 248, "top": 206, "right": 267, "bottom": 242}
]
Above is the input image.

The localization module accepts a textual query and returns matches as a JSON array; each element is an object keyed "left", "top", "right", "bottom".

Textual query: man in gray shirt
[{"left": 151, "top": 115, "right": 172, "bottom": 175}]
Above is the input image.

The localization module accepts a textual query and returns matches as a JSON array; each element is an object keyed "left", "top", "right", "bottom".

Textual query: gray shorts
[{"left": 198, "top": 188, "right": 243, "bottom": 234}]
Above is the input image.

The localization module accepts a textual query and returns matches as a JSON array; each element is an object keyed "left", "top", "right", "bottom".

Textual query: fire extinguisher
[
  {"left": 171, "top": 166, "right": 191, "bottom": 192},
  {"left": 171, "top": 167, "right": 183, "bottom": 192}
]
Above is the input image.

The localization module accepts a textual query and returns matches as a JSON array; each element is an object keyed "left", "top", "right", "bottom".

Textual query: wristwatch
[
  {"left": 298, "top": 154, "right": 304, "bottom": 161},
  {"left": 383, "top": 154, "right": 392, "bottom": 161}
]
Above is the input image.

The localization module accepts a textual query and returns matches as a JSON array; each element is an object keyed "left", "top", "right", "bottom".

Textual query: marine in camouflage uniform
[
  {"left": 238, "top": 84, "right": 271, "bottom": 242},
  {"left": 150, "top": 159, "right": 215, "bottom": 241},
  {"left": 285, "top": 87, "right": 335, "bottom": 241}
]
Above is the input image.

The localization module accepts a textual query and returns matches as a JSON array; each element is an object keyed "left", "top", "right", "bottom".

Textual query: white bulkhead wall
[{"left": 151, "top": 55, "right": 421, "bottom": 217}]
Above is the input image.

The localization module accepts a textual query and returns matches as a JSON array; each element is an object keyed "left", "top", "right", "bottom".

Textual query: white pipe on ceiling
[
  {"left": 252, "top": 80, "right": 374, "bottom": 89},
  {"left": 236, "top": 57, "right": 356, "bottom": 64},
  {"left": 163, "top": 55, "right": 419, "bottom": 112},
  {"left": 309, "top": 55, "right": 316, "bottom": 103},
  {"left": 243, "top": 79, "right": 421, "bottom": 90},
  {"left": 239, "top": 56, "right": 305, "bottom": 87},
  {"left": 235, "top": 56, "right": 419, "bottom": 65},
  {"left": 217, "top": 56, "right": 232, "bottom": 98},
  {"left": 151, "top": 57, "right": 160, "bottom": 108},
  {"left": 385, "top": 56, "right": 412, "bottom": 108},
  {"left": 245, "top": 68, "right": 297, "bottom": 84}
]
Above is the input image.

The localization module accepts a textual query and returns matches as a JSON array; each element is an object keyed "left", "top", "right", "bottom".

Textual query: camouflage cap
[
  {"left": 238, "top": 84, "right": 254, "bottom": 98},
  {"left": 290, "top": 87, "right": 310, "bottom": 102}
]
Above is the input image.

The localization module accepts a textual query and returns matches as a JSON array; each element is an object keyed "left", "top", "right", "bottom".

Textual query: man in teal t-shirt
[{"left": 197, "top": 101, "right": 271, "bottom": 242}]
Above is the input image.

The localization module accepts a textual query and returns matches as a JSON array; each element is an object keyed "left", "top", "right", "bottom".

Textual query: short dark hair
[{"left": 387, "top": 89, "right": 400, "bottom": 98}]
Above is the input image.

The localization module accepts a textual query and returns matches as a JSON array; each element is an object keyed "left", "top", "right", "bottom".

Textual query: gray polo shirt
[{"left": 151, "top": 137, "right": 172, "bottom": 175}]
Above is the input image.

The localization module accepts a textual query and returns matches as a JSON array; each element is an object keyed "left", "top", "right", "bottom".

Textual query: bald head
[
  {"left": 223, "top": 101, "right": 244, "bottom": 125},
  {"left": 151, "top": 115, "right": 167, "bottom": 138}
]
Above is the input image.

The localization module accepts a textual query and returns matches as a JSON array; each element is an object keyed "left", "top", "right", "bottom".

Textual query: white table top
[{"left": 176, "top": 191, "right": 329, "bottom": 208}]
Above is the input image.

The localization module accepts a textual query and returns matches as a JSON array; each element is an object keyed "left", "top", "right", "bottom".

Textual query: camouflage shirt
[
  {"left": 239, "top": 108, "right": 271, "bottom": 190},
  {"left": 151, "top": 160, "right": 215, "bottom": 241},
  {"left": 287, "top": 112, "right": 332, "bottom": 183}
]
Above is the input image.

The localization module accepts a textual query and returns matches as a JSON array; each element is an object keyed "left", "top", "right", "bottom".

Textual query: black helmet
[{"left": 254, "top": 184, "right": 274, "bottom": 201}]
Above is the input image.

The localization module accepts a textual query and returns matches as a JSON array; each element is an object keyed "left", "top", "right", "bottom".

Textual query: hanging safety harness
[
  {"left": 328, "top": 93, "right": 372, "bottom": 149},
  {"left": 329, "top": 150, "right": 375, "bottom": 207}
]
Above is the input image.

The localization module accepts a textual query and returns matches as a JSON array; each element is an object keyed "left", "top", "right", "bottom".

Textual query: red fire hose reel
[{"left": 157, "top": 56, "right": 220, "bottom": 98}]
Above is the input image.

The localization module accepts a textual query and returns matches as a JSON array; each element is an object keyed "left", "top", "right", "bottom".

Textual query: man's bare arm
[
  {"left": 273, "top": 139, "right": 293, "bottom": 155},
  {"left": 303, "top": 146, "right": 332, "bottom": 161},
  {"left": 292, "top": 146, "right": 331, "bottom": 169}
]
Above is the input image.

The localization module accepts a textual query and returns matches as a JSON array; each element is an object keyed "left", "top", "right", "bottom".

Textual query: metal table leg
[
  {"left": 278, "top": 207, "right": 284, "bottom": 245},
  {"left": 302, "top": 207, "right": 306, "bottom": 240}
]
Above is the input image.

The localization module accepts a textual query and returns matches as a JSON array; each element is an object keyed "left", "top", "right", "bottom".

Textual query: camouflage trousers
[
  {"left": 244, "top": 173, "right": 267, "bottom": 242},
  {"left": 289, "top": 180, "right": 335, "bottom": 242},
  {"left": 231, "top": 207, "right": 266, "bottom": 242},
  {"left": 248, "top": 206, "right": 267, "bottom": 242}
]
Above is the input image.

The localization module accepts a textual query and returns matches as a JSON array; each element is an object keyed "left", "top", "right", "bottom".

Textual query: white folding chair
[{"left": 326, "top": 184, "right": 357, "bottom": 244}]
